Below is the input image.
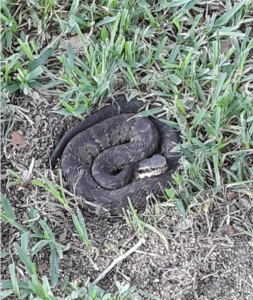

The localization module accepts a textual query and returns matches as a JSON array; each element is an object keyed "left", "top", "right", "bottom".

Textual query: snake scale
[{"left": 50, "top": 95, "right": 180, "bottom": 215}]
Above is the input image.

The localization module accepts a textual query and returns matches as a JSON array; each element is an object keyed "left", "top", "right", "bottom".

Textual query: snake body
[{"left": 51, "top": 95, "right": 180, "bottom": 215}]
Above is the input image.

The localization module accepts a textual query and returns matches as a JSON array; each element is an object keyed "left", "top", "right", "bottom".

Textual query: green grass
[{"left": 1, "top": 0, "right": 253, "bottom": 298}]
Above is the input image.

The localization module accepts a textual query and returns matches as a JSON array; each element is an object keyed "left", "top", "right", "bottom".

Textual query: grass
[
  {"left": 1, "top": 0, "right": 253, "bottom": 298},
  {"left": 1, "top": 193, "right": 150, "bottom": 299}
]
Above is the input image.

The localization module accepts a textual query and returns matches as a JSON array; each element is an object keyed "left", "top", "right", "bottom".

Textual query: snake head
[{"left": 136, "top": 154, "right": 168, "bottom": 179}]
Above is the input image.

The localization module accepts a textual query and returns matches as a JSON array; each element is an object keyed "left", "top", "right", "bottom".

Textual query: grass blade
[
  {"left": 1, "top": 193, "right": 15, "bottom": 220},
  {"left": 190, "top": 108, "right": 206, "bottom": 131},
  {"left": 50, "top": 244, "right": 59, "bottom": 286},
  {"left": 72, "top": 211, "right": 90, "bottom": 250},
  {"left": 1, "top": 290, "right": 14, "bottom": 299},
  {"left": 214, "top": 0, "right": 247, "bottom": 27},
  {"left": 21, "top": 232, "right": 30, "bottom": 252},
  {"left": 9, "top": 264, "right": 20, "bottom": 297},
  {"left": 151, "top": 36, "right": 167, "bottom": 66},
  {"left": 29, "top": 46, "right": 57, "bottom": 72},
  {"left": 15, "top": 244, "right": 36, "bottom": 276}
]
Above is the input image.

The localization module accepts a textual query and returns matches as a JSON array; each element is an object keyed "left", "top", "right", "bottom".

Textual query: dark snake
[{"left": 50, "top": 95, "right": 180, "bottom": 215}]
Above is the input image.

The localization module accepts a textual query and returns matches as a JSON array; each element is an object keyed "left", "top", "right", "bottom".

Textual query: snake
[{"left": 50, "top": 95, "right": 180, "bottom": 215}]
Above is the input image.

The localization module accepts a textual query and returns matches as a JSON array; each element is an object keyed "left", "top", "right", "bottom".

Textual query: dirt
[{"left": 1, "top": 92, "right": 253, "bottom": 300}]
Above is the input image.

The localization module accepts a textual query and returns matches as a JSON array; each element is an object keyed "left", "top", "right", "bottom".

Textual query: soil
[{"left": 1, "top": 91, "right": 253, "bottom": 300}]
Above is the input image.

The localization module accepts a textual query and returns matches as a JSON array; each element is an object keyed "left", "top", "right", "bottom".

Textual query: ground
[
  {"left": 1, "top": 1, "right": 253, "bottom": 299},
  {"left": 1, "top": 92, "right": 253, "bottom": 299}
]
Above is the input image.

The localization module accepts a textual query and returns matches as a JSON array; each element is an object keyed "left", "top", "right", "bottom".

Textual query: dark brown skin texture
[{"left": 51, "top": 95, "right": 180, "bottom": 215}]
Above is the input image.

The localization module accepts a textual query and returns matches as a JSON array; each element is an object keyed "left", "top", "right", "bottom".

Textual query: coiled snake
[{"left": 50, "top": 95, "right": 180, "bottom": 215}]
